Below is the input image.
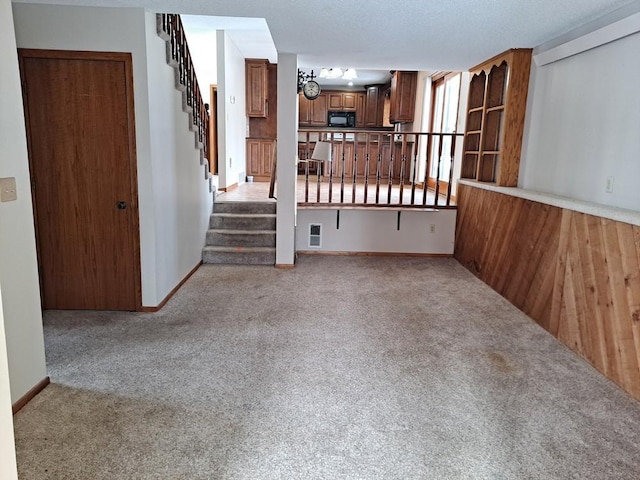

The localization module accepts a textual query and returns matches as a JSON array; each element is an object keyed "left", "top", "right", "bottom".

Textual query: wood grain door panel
[{"left": 20, "top": 50, "right": 141, "bottom": 311}]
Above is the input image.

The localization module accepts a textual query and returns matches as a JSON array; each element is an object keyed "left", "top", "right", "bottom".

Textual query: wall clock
[{"left": 303, "top": 80, "right": 321, "bottom": 100}]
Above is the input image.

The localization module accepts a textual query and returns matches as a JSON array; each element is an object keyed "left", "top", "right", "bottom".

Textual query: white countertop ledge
[{"left": 459, "top": 180, "right": 640, "bottom": 227}]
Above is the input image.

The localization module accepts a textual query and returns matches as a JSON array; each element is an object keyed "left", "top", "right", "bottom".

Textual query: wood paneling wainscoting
[{"left": 455, "top": 182, "right": 640, "bottom": 399}]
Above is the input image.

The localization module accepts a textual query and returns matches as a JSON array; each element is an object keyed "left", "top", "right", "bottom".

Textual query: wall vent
[{"left": 308, "top": 223, "right": 322, "bottom": 248}]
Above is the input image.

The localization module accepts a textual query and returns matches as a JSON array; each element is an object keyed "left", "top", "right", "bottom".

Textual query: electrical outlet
[
  {"left": 0, "top": 177, "right": 17, "bottom": 202},
  {"left": 430, "top": 224, "right": 436, "bottom": 234},
  {"left": 606, "top": 176, "right": 614, "bottom": 193}
]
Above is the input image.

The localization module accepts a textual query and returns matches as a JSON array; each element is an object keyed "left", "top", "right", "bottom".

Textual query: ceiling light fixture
[
  {"left": 318, "top": 67, "right": 358, "bottom": 80},
  {"left": 343, "top": 68, "right": 358, "bottom": 80}
]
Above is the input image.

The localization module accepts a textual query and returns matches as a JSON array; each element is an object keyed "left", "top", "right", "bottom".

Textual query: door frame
[{"left": 18, "top": 49, "right": 143, "bottom": 311}]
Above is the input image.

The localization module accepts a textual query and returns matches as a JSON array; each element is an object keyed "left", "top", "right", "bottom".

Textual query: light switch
[{"left": 0, "top": 177, "right": 17, "bottom": 202}]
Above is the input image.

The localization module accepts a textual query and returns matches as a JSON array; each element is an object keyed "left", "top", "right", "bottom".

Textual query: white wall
[
  {"left": 144, "top": 12, "right": 212, "bottom": 302},
  {"left": 216, "top": 31, "right": 247, "bottom": 189},
  {"left": 0, "top": 285, "right": 17, "bottom": 480},
  {"left": 181, "top": 20, "right": 217, "bottom": 106},
  {"left": 13, "top": 4, "right": 213, "bottom": 306},
  {"left": 297, "top": 209, "right": 456, "bottom": 255},
  {"left": 276, "top": 53, "right": 298, "bottom": 266},
  {"left": 1, "top": 4, "right": 34, "bottom": 473},
  {"left": 1, "top": 0, "right": 47, "bottom": 405},
  {"left": 520, "top": 31, "right": 640, "bottom": 211}
]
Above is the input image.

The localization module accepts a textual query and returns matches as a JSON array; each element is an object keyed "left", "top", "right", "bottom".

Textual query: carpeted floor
[{"left": 13, "top": 256, "right": 640, "bottom": 479}]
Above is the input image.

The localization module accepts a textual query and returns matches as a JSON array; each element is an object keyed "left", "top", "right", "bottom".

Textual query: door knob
[{"left": 117, "top": 201, "right": 127, "bottom": 210}]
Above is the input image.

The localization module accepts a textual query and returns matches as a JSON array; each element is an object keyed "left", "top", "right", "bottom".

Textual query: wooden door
[{"left": 19, "top": 50, "right": 141, "bottom": 311}]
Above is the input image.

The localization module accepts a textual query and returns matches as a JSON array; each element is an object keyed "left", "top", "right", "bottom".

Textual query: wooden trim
[
  {"left": 12, "top": 377, "right": 50, "bottom": 414},
  {"left": 469, "top": 48, "right": 533, "bottom": 73},
  {"left": 275, "top": 264, "right": 295, "bottom": 269},
  {"left": 297, "top": 204, "right": 449, "bottom": 211},
  {"left": 218, "top": 183, "right": 238, "bottom": 192},
  {"left": 139, "top": 261, "right": 202, "bottom": 312},
  {"left": 18, "top": 49, "right": 143, "bottom": 311},
  {"left": 297, "top": 251, "right": 452, "bottom": 257}
]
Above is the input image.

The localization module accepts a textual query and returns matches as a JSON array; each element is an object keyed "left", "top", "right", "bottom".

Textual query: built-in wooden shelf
[{"left": 461, "top": 48, "right": 532, "bottom": 187}]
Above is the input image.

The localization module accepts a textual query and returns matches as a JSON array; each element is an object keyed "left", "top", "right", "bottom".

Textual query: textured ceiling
[{"left": 12, "top": 0, "right": 639, "bottom": 70}]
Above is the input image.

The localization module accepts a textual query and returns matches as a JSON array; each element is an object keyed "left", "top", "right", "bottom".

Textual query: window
[{"left": 428, "top": 73, "right": 461, "bottom": 189}]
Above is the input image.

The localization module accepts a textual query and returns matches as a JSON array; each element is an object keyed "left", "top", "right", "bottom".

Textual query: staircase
[{"left": 202, "top": 201, "right": 276, "bottom": 265}]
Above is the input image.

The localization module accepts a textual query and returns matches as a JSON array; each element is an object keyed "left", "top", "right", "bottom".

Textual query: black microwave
[{"left": 328, "top": 111, "right": 356, "bottom": 128}]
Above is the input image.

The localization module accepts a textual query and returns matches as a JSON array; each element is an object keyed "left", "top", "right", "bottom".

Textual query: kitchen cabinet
[
  {"left": 299, "top": 93, "right": 328, "bottom": 126},
  {"left": 355, "top": 93, "right": 366, "bottom": 128},
  {"left": 245, "top": 59, "right": 268, "bottom": 117},
  {"left": 389, "top": 71, "right": 417, "bottom": 123},
  {"left": 246, "top": 61, "right": 277, "bottom": 180},
  {"left": 327, "top": 142, "right": 355, "bottom": 179},
  {"left": 461, "top": 48, "right": 532, "bottom": 186},
  {"left": 365, "top": 86, "right": 382, "bottom": 127},
  {"left": 327, "top": 91, "right": 357, "bottom": 111},
  {"left": 364, "top": 85, "right": 390, "bottom": 127},
  {"left": 309, "top": 140, "right": 413, "bottom": 182},
  {"left": 246, "top": 139, "right": 275, "bottom": 180}
]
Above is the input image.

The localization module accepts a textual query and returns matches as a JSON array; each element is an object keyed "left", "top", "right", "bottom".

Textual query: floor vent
[{"left": 309, "top": 223, "right": 322, "bottom": 248}]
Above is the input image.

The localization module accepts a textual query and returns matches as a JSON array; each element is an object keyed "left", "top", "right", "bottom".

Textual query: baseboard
[
  {"left": 12, "top": 376, "right": 50, "bottom": 414},
  {"left": 275, "top": 263, "right": 295, "bottom": 269},
  {"left": 140, "top": 261, "right": 202, "bottom": 312},
  {"left": 218, "top": 183, "right": 238, "bottom": 192},
  {"left": 297, "top": 251, "right": 452, "bottom": 258}
]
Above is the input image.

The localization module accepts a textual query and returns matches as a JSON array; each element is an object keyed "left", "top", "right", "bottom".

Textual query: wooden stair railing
[{"left": 157, "top": 14, "right": 211, "bottom": 184}]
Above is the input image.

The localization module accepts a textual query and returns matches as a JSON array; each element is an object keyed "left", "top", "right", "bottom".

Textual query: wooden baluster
[
  {"left": 375, "top": 136, "right": 381, "bottom": 204},
  {"left": 304, "top": 160, "right": 310, "bottom": 203},
  {"left": 410, "top": 134, "right": 420, "bottom": 205},
  {"left": 339, "top": 136, "right": 345, "bottom": 203},
  {"left": 434, "top": 134, "right": 445, "bottom": 206},
  {"left": 352, "top": 134, "right": 357, "bottom": 204},
  {"left": 364, "top": 134, "right": 370, "bottom": 204},
  {"left": 387, "top": 138, "right": 393, "bottom": 204},
  {"left": 399, "top": 134, "right": 407, "bottom": 204},
  {"left": 422, "top": 133, "right": 433, "bottom": 206},
  {"left": 446, "top": 134, "right": 457, "bottom": 206},
  {"left": 330, "top": 132, "right": 337, "bottom": 203}
]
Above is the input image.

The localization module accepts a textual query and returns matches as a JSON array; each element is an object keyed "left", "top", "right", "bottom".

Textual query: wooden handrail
[{"left": 158, "top": 14, "right": 210, "bottom": 162}]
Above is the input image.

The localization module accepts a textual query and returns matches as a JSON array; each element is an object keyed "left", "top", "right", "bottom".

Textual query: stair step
[
  {"left": 206, "top": 229, "right": 276, "bottom": 247},
  {"left": 202, "top": 246, "right": 276, "bottom": 265},
  {"left": 209, "top": 213, "right": 276, "bottom": 230},
  {"left": 214, "top": 201, "right": 276, "bottom": 215}
]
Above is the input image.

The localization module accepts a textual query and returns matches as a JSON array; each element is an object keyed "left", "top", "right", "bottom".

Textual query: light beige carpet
[{"left": 13, "top": 256, "right": 640, "bottom": 479}]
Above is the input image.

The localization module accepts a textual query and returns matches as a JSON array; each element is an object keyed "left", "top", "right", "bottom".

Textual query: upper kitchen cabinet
[
  {"left": 461, "top": 49, "right": 532, "bottom": 186},
  {"left": 389, "top": 71, "right": 417, "bottom": 123},
  {"left": 299, "top": 93, "right": 328, "bottom": 126},
  {"left": 355, "top": 93, "right": 366, "bottom": 128},
  {"left": 327, "top": 91, "right": 358, "bottom": 111},
  {"left": 246, "top": 59, "right": 268, "bottom": 117},
  {"left": 364, "top": 85, "right": 383, "bottom": 127}
]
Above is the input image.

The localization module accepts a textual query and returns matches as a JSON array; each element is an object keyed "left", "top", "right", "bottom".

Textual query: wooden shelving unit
[{"left": 461, "top": 49, "right": 532, "bottom": 186}]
